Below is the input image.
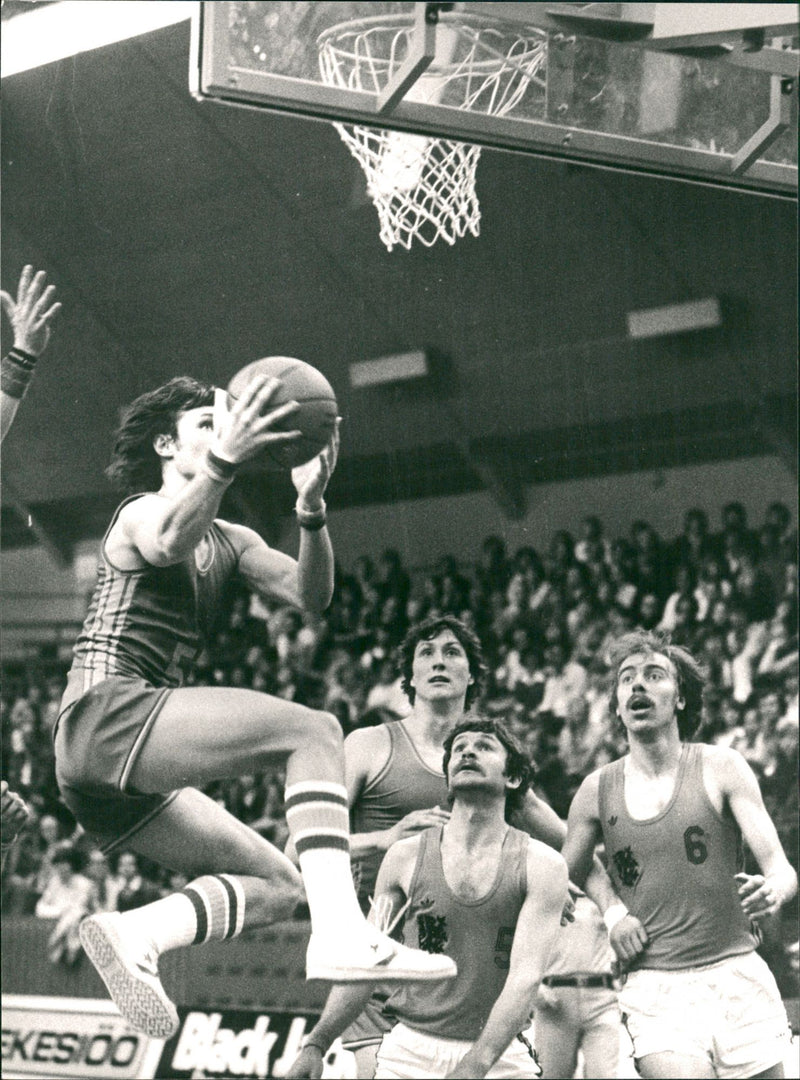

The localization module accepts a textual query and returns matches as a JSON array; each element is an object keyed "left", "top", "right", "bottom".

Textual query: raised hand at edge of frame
[{"left": 1, "top": 265, "right": 62, "bottom": 357}]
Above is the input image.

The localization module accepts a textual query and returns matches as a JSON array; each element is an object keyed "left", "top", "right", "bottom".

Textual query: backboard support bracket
[
  {"left": 712, "top": 42, "right": 799, "bottom": 79},
  {"left": 375, "top": 2, "right": 440, "bottom": 113},
  {"left": 731, "top": 74, "right": 794, "bottom": 174}
]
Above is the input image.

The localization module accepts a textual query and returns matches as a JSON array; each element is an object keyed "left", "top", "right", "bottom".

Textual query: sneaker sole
[
  {"left": 307, "top": 962, "right": 457, "bottom": 983},
  {"left": 79, "top": 917, "right": 178, "bottom": 1039}
]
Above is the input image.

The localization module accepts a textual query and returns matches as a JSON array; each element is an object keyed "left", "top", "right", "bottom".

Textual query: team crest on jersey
[
  {"left": 612, "top": 845, "right": 641, "bottom": 888},
  {"left": 416, "top": 911, "right": 448, "bottom": 954}
]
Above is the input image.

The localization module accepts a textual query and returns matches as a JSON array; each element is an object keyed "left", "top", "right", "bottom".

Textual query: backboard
[{"left": 191, "top": 2, "right": 798, "bottom": 199}]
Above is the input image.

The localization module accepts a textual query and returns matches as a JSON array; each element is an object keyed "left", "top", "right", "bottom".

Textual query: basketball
[{"left": 226, "top": 356, "right": 338, "bottom": 470}]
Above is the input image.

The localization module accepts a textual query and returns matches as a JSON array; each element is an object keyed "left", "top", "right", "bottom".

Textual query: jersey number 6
[{"left": 683, "top": 825, "right": 708, "bottom": 865}]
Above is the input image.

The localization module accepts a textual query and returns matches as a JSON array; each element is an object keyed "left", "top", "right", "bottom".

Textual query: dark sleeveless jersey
[
  {"left": 351, "top": 720, "right": 448, "bottom": 904},
  {"left": 385, "top": 825, "right": 529, "bottom": 1041},
  {"left": 598, "top": 743, "right": 759, "bottom": 970},
  {"left": 61, "top": 496, "right": 239, "bottom": 709}
]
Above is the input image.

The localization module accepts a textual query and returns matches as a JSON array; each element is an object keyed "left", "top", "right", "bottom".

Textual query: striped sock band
[
  {"left": 181, "top": 874, "right": 246, "bottom": 945},
  {"left": 284, "top": 781, "right": 350, "bottom": 857}
]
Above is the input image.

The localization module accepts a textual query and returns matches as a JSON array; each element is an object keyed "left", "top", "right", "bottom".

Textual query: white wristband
[
  {"left": 296, "top": 496, "right": 326, "bottom": 518},
  {"left": 603, "top": 903, "right": 629, "bottom": 933}
]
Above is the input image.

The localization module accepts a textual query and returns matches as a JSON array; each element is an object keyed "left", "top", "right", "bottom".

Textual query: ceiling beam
[
  {"left": 749, "top": 400, "right": 798, "bottom": 478},
  {"left": 464, "top": 448, "right": 527, "bottom": 520},
  {"left": 438, "top": 398, "right": 527, "bottom": 520}
]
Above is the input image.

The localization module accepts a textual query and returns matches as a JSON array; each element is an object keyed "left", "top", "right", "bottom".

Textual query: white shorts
[
  {"left": 618, "top": 951, "right": 791, "bottom": 1079},
  {"left": 375, "top": 1021, "right": 541, "bottom": 1079}
]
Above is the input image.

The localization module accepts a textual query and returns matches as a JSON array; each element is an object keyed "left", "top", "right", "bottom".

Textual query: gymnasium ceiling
[{"left": 1, "top": 11, "right": 797, "bottom": 559}]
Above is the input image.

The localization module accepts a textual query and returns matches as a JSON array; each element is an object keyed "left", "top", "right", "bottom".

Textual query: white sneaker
[
  {"left": 79, "top": 912, "right": 179, "bottom": 1038},
  {"left": 306, "top": 924, "right": 457, "bottom": 983}
]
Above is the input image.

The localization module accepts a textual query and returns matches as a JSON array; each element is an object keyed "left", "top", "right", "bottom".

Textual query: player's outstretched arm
[
  {"left": 513, "top": 788, "right": 566, "bottom": 847},
  {"left": 563, "top": 772, "right": 648, "bottom": 965},
  {"left": 514, "top": 787, "right": 624, "bottom": 924},
  {"left": 240, "top": 421, "right": 340, "bottom": 616},
  {"left": 290, "top": 420, "right": 339, "bottom": 613},
  {"left": 445, "top": 843, "right": 567, "bottom": 1079},
  {"left": 283, "top": 981, "right": 373, "bottom": 1078},
  {"left": 714, "top": 745, "right": 798, "bottom": 919},
  {"left": 1, "top": 265, "right": 61, "bottom": 443}
]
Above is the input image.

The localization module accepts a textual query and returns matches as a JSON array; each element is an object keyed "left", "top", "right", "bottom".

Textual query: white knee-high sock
[
  {"left": 119, "top": 873, "right": 246, "bottom": 953},
  {"left": 284, "top": 780, "right": 364, "bottom": 937}
]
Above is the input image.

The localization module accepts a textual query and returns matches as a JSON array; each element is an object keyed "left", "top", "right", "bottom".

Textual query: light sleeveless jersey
[
  {"left": 61, "top": 495, "right": 239, "bottom": 709},
  {"left": 351, "top": 720, "right": 447, "bottom": 903},
  {"left": 384, "top": 825, "right": 529, "bottom": 1041},
  {"left": 598, "top": 743, "right": 759, "bottom": 970}
]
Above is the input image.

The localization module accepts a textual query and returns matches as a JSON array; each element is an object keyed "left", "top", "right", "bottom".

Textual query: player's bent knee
[
  {"left": 260, "top": 858, "right": 305, "bottom": 915},
  {"left": 274, "top": 853, "right": 304, "bottom": 895},
  {"left": 285, "top": 868, "right": 305, "bottom": 912},
  {"left": 249, "top": 705, "right": 342, "bottom": 762},
  {"left": 310, "top": 709, "right": 344, "bottom": 749}
]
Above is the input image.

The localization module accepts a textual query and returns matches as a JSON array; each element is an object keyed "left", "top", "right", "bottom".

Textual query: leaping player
[{"left": 54, "top": 371, "right": 455, "bottom": 1039}]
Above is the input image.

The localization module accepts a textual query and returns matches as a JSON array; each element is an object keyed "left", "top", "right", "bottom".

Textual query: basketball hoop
[{"left": 318, "top": 12, "right": 547, "bottom": 251}]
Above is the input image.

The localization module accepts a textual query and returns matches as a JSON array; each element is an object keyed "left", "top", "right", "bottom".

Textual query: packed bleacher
[{"left": 2, "top": 498, "right": 797, "bottom": 992}]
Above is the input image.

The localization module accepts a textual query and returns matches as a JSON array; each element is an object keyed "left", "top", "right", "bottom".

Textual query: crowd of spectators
[{"left": 2, "top": 499, "right": 797, "bottom": 989}]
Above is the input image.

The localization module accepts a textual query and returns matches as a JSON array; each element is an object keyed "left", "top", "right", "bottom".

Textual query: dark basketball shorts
[{"left": 54, "top": 677, "right": 180, "bottom": 854}]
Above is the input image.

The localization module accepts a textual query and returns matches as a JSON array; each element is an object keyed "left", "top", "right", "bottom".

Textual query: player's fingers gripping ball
[{"left": 225, "top": 356, "right": 338, "bottom": 470}]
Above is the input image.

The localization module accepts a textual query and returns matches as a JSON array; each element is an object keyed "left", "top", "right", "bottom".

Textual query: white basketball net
[{"left": 318, "top": 15, "right": 547, "bottom": 251}]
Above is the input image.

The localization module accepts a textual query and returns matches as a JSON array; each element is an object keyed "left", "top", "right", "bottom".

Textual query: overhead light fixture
[
  {"left": 1, "top": 1, "right": 195, "bottom": 78},
  {"left": 349, "top": 350, "right": 429, "bottom": 388},
  {"left": 627, "top": 297, "right": 722, "bottom": 339}
]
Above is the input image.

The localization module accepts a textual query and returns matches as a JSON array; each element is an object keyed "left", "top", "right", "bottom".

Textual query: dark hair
[
  {"left": 397, "top": 614, "right": 487, "bottom": 708},
  {"left": 442, "top": 716, "right": 534, "bottom": 820},
  {"left": 722, "top": 501, "right": 747, "bottom": 527},
  {"left": 105, "top": 376, "right": 216, "bottom": 493},
  {"left": 582, "top": 515, "right": 603, "bottom": 537},
  {"left": 51, "top": 843, "right": 84, "bottom": 873},
  {"left": 514, "top": 546, "right": 544, "bottom": 576},
  {"left": 766, "top": 501, "right": 790, "bottom": 530},
  {"left": 684, "top": 508, "right": 708, "bottom": 532},
  {"left": 608, "top": 629, "right": 706, "bottom": 740}
]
